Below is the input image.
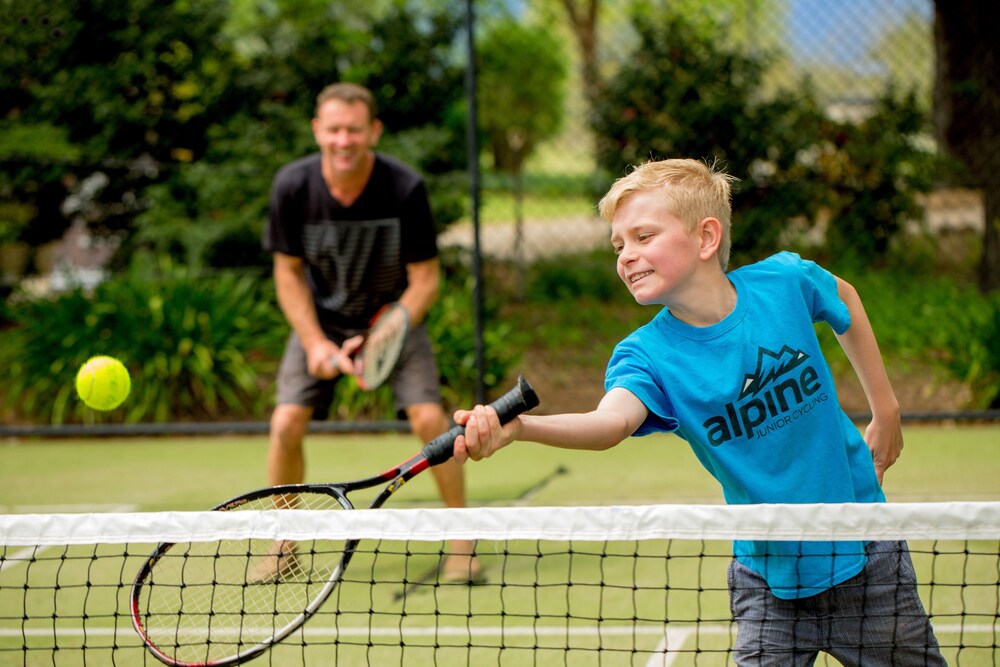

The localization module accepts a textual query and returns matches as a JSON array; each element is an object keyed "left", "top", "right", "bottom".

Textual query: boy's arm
[
  {"left": 453, "top": 387, "right": 649, "bottom": 463},
  {"left": 834, "top": 276, "right": 902, "bottom": 484}
]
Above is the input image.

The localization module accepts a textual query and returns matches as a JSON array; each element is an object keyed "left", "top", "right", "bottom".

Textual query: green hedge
[{"left": 0, "top": 258, "right": 520, "bottom": 424}]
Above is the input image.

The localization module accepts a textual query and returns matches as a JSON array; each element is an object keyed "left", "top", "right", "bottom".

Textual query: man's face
[{"left": 312, "top": 99, "right": 383, "bottom": 178}]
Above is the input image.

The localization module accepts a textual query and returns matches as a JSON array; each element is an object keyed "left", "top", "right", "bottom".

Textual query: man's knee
[
  {"left": 270, "top": 404, "right": 312, "bottom": 447},
  {"left": 405, "top": 402, "right": 449, "bottom": 440}
]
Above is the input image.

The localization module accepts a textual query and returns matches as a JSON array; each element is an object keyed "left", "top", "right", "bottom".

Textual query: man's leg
[
  {"left": 250, "top": 403, "right": 315, "bottom": 582},
  {"left": 406, "top": 401, "right": 482, "bottom": 582},
  {"left": 267, "top": 403, "right": 313, "bottom": 486}
]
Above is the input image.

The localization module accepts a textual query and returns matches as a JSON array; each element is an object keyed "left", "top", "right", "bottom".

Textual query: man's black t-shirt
[{"left": 264, "top": 152, "right": 438, "bottom": 333}]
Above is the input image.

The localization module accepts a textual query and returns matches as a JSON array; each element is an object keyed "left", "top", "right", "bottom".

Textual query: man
[{"left": 262, "top": 82, "right": 480, "bottom": 582}]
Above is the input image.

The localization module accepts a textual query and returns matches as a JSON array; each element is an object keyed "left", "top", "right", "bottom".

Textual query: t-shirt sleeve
[
  {"left": 401, "top": 179, "right": 438, "bottom": 264},
  {"left": 605, "top": 336, "right": 680, "bottom": 436},
  {"left": 774, "top": 252, "right": 851, "bottom": 335},
  {"left": 263, "top": 166, "right": 303, "bottom": 257}
]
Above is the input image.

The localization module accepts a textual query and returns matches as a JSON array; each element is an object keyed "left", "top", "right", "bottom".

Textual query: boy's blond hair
[{"left": 598, "top": 159, "right": 737, "bottom": 271}]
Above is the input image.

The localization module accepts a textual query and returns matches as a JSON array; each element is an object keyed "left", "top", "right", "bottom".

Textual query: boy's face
[
  {"left": 312, "top": 99, "right": 383, "bottom": 179},
  {"left": 610, "top": 191, "right": 705, "bottom": 306}
]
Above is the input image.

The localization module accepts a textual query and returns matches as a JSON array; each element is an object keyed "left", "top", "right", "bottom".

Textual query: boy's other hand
[{"left": 865, "top": 417, "right": 903, "bottom": 485}]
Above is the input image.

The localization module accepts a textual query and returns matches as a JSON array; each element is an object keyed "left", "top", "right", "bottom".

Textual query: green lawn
[
  {"left": 1, "top": 425, "right": 998, "bottom": 666},
  {"left": 1, "top": 425, "right": 997, "bottom": 512}
]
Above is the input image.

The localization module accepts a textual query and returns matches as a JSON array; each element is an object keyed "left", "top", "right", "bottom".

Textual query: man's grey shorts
[{"left": 275, "top": 323, "right": 442, "bottom": 419}]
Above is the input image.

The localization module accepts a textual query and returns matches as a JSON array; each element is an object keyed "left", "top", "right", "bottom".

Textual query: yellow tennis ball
[{"left": 75, "top": 356, "right": 131, "bottom": 411}]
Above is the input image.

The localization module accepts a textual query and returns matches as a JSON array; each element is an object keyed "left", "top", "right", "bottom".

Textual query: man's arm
[
  {"left": 398, "top": 257, "right": 441, "bottom": 326},
  {"left": 453, "top": 387, "right": 649, "bottom": 463},
  {"left": 273, "top": 252, "right": 357, "bottom": 378},
  {"left": 834, "top": 275, "right": 902, "bottom": 484}
]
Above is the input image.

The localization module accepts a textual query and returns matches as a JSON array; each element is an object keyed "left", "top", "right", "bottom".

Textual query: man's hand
[{"left": 305, "top": 335, "right": 363, "bottom": 379}]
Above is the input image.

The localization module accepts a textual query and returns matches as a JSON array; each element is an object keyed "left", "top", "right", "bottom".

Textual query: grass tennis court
[
  {"left": 2, "top": 425, "right": 998, "bottom": 513},
  {"left": 1, "top": 425, "right": 998, "bottom": 666}
]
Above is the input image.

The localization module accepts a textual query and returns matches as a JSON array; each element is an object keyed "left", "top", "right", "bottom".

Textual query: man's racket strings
[
  {"left": 130, "top": 377, "right": 539, "bottom": 667},
  {"left": 355, "top": 302, "right": 409, "bottom": 390}
]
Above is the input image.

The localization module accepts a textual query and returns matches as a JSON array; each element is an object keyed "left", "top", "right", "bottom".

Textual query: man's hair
[
  {"left": 598, "top": 158, "right": 737, "bottom": 270},
  {"left": 315, "top": 82, "right": 378, "bottom": 120}
]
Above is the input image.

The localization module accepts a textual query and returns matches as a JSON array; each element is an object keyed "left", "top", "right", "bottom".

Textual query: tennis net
[{"left": 1, "top": 502, "right": 998, "bottom": 666}]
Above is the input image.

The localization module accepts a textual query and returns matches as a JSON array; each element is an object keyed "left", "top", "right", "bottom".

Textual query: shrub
[
  {"left": 526, "top": 249, "right": 620, "bottom": 303},
  {"left": 0, "top": 254, "right": 522, "bottom": 424},
  {"left": 0, "top": 260, "right": 287, "bottom": 424},
  {"left": 821, "top": 268, "right": 1000, "bottom": 409}
]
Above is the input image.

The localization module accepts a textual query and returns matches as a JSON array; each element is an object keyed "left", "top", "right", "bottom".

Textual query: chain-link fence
[{"left": 1, "top": 0, "right": 996, "bottom": 426}]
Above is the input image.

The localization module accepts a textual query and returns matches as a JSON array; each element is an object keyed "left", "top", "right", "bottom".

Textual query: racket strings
[
  {"left": 134, "top": 491, "right": 349, "bottom": 664},
  {"left": 359, "top": 304, "right": 409, "bottom": 389}
]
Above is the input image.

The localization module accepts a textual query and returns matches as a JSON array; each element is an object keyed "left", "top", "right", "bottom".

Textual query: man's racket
[
  {"left": 130, "top": 377, "right": 539, "bottom": 667},
  {"left": 354, "top": 302, "right": 409, "bottom": 390}
]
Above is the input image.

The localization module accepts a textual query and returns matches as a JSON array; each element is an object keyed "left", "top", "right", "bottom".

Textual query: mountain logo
[
  {"left": 738, "top": 345, "right": 810, "bottom": 400},
  {"left": 702, "top": 345, "right": 828, "bottom": 446}
]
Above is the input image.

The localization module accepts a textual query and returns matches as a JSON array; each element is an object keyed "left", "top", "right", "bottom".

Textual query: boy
[{"left": 453, "top": 159, "right": 944, "bottom": 665}]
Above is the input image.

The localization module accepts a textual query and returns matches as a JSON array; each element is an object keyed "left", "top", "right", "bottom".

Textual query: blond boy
[{"left": 454, "top": 159, "right": 944, "bottom": 664}]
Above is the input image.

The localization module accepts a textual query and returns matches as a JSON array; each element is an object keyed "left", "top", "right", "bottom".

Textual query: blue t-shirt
[{"left": 605, "top": 252, "right": 885, "bottom": 599}]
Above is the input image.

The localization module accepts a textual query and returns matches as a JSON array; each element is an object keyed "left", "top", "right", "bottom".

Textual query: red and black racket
[{"left": 130, "top": 377, "right": 539, "bottom": 666}]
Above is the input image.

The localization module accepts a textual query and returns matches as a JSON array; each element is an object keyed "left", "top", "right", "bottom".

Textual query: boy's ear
[{"left": 698, "top": 217, "right": 723, "bottom": 261}]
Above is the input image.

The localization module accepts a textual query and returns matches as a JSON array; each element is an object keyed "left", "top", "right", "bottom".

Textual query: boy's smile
[{"left": 610, "top": 191, "right": 703, "bottom": 307}]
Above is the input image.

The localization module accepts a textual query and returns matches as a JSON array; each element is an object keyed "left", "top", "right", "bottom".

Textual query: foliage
[
  {"left": 133, "top": 106, "right": 310, "bottom": 272},
  {"left": 591, "top": 8, "right": 938, "bottom": 267},
  {"left": 0, "top": 259, "right": 288, "bottom": 424},
  {"left": 814, "top": 89, "right": 938, "bottom": 265},
  {"left": 0, "top": 0, "right": 246, "bottom": 250},
  {"left": 591, "top": 8, "right": 829, "bottom": 260},
  {"left": 0, "top": 0, "right": 470, "bottom": 277},
  {"left": 0, "top": 252, "right": 521, "bottom": 424},
  {"left": 429, "top": 254, "right": 521, "bottom": 409},
  {"left": 815, "top": 266, "right": 1000, "bottom": 409},
  {"left": 477, "top": 18, "right": 568, "bottom": 175},
  {"left": 525, "top": 249, "right": 620, "bottom": 303},
  {"left": 131, "top": 0, "right": 469, "bottom": 272}
]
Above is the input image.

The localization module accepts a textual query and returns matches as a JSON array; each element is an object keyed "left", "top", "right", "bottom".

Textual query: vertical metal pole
[{"left": 464, "top": 0, "right": 486, "bottom": 404}]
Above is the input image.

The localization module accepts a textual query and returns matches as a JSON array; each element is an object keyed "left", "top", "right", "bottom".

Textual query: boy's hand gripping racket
[
  {"left": 353, "top": 302, "right": 409, "bottom": 390},
  {"left": 130, "top": 377, "right": 539, "bottom": 667}
]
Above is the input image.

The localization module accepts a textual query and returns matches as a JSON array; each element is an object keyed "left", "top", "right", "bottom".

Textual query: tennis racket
[
  {"left": 354, "top": 302, "right": 409, "bottom": 390},
  {"left": 130, "top": 376, "right": 539, "bottom": 667}
]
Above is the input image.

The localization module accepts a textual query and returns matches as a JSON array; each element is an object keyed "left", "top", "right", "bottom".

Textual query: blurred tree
[
  {"left": 872, "top": 9, "right": 934, "bottom": 110},
  {"left": 478, "top": 17, "right": 567, "bottom": 292},
  {"left": 0, "top": 0, "right": 245, "bottom": 270},
  {"left": 555, "top": 0, "right": 601, "bottom": 112},
  {"left": 138, "top": 0, "right": 470, "bottom": 272},
  {"left": 592, "top": 6, "right": 937, "bottom": 267},
  {"left": 817, "top": 89, "right": 937, "bottom": 264},
  {"left": 0, "top": 0, "right": 470, "bottom": 277},
  {"left": 591, "top": 8, "right": 828, "bottom": 261},
  {"left": 933, "top": 0, "right": 1000, "bottom": 292}
]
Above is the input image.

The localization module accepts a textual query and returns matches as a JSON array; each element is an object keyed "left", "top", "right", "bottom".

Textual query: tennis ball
[{"left": 75, "top": 356, "right": 131, "bottom": 411}]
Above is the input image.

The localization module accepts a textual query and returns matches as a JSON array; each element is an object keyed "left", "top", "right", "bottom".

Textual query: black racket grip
[{"left": 421, "top": 376, "right": 539, "bottom": 466}]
